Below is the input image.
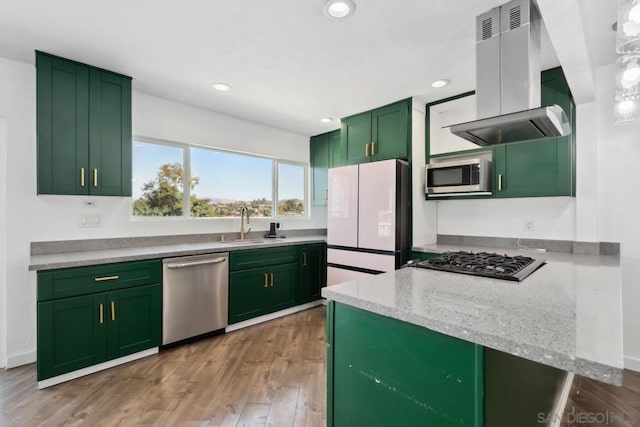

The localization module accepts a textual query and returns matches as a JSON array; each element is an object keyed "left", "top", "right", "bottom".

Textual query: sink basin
[
  {"left": 223, "top": 239, "right": 283, "bottom": 245},
  {"left": 227, "top": 239, "right": 267, "bottom": 244}
]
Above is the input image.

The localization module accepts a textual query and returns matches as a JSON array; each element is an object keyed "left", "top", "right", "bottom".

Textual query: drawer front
[
  {"left": 230, "top": 246, "right": 298, "bottom": 271},
  {"left": 38, "top": 259, "right": 161, "bottom": 302}
]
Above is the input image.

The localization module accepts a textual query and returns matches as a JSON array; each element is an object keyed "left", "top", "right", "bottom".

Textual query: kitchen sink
[{"left": 227, "top": 239, "right": 268, "bottom": 244}]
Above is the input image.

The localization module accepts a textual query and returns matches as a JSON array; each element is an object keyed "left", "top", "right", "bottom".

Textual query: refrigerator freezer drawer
[
  {"left": 327, "top": 248, "right": 396, "bottom": 272},
  {"left": 327, "top": 266, "right": 377, "bottom": 286}
]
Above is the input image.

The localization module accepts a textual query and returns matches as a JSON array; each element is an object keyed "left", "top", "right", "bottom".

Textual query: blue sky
[{"left": 132, "top": 141, "right": 304, "bottom": 201}]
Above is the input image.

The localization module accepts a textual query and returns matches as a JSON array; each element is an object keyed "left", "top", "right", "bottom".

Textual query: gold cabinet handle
[
  {"left": 303, "top": 252, "right": 307, "bottom": 266},
  {"left": 270, "top": 272, "right": 274, "bottom": 287},
  {"left": 93, "top": 168, "right": 98, "bottom": 187},
  {"left": 371, "top": 141, "right": 376, "bottom": 156},
  {"left": 111, "top": 301, "right": 115, "bottom": 321},
  {"left": 94, "top": 275, "right": 119, "bottom": 282},
  {"left": 498, "top": 174, "right": 503, "bottom": 192},
  {"left": 99, "top": 304, "right": 104, "bottom": 324},
  {"left": 365, "top": 143, "right": 370, "bottom": 157},
  {"left": 81, "top": 168, "right": 85, "bottom": 187},
  {"left": 264, "top": 273, "right": 269, "bottom": 288}
]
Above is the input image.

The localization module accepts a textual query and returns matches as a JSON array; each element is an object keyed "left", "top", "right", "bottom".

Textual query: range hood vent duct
[{"left": 450, "top": 0, "right": 570, "bottom": 146}]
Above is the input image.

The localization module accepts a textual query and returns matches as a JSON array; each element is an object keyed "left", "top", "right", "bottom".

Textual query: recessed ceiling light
[
  {"left": 323, "top": 0, "right": 355, "bottom": 19},
  {"left": 320, "top": 117, "right": 333, "bottom": 123},
  {"left": 211, "top": 82, "right": 232, "bottom": 92},
  {"left": 431, "top": 79, "right": 451, "bottom": 88}
]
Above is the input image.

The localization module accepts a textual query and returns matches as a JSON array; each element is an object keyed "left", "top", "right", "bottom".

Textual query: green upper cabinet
[
  {"left": 342, "top": 99, "right": 410, "bottom": 165},
  {"left": 427, "top": 67, "right": 575, "bottom": 199},
  {"left": 36, "top": 51, "right": 132, "bottom": 196},
  {"left": 36, "top": 53, "right": 90, "bottom": 195},
  {"left": 343, "top": 111, "right": 372, "bottom": 164},
  {"left": 493, "top": 67, "right": 575, "bottom": 198},
  {"left": 310, "top": 129, "right": 343, "bottom": 205},
  {"left": 328, "top": 129, "right": 344, "bottom": 168},
  {"left": 89, "top": 68, "right": 132, "bottom": 196},
  {"left": 371, "top": 101, "right": 409, "bottom": 161},
  {"left": 311, "top": 133, "right": 330, "bottom": 205}
]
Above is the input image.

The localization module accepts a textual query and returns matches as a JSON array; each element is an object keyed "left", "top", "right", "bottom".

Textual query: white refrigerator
[{"left": 327, "top": 159, "right": 409, "bottom": 285}]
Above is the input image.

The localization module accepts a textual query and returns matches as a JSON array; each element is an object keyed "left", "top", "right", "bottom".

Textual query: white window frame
[
  {"left": 131, "top": 136, "right": 309, "bottom": 219},
  {"left": 274, "top": 159, "right": 309, "bottom": 219}
]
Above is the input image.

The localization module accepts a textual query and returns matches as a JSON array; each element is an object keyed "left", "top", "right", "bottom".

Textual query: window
[
  {"left": 190, "top": 148, "right": 273, "bottom": 217},
  {"left": 132, "top": 139, "right": 307, "bottom": 219},
  {"left": 277, "top": 162, "right": 305, "bottom": 216},
  {"left": 132, "top": 141, "right": 185, "bottom": 217}
]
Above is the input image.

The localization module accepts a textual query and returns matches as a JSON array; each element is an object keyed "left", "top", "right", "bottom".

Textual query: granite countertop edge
[
  {"left": 321, "top": 287, "right": 623, "bottom": 386},
  {"left": 30, "top": 236, "right": 327, "bottom": 271}
]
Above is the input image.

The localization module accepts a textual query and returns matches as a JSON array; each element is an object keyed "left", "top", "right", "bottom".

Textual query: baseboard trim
[
  {"left": 625, "top": 355, "right": 640, "bottom": 372},
  {"left": 37, "top": 348, "right": 158, "bottom": 389},
  {"left": 550, "top": 372, "right": 574, "bottom": 427},
  {"left": 225, "top": 300, "right": 323, "bottom": 333},
  {"left": 6, "top": 350, "right": 36, "bottom": 369}
]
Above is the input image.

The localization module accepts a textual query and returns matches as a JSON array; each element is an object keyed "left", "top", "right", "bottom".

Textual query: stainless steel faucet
[{"left": 239, "top": 206, "right": 251, "bottom": 240}]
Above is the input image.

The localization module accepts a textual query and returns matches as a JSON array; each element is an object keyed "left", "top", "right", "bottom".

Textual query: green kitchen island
[{"left": 322, "top": 248, "right": 623, "bottom": 426}]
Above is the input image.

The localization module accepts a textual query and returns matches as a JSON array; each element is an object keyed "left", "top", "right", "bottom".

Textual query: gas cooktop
[{"left": 415, "top": 251, "right": 546, "bottom": 282}]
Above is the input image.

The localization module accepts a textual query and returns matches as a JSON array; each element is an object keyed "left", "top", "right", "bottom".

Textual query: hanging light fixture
[
  {"left": 617, "top": 0, "right": 640, "bottom": 53},
  {"left": 615, "top": 54, "right": 640, "bottom": 123},
  {"left": 615, "top": 1, "right": 640, "bottom": 123}
]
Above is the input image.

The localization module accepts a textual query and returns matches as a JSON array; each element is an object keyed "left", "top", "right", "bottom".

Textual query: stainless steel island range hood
[{"left": 450, "top": 0, "right": 571, "bottom": 146}]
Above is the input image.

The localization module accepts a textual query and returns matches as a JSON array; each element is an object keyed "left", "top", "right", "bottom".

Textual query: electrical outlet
[
  {"left": 524, "top": 220, "right": 535, "bottom": 232},
  {"left": 80, "top": 213, "right": 102, "bottom": 227}
]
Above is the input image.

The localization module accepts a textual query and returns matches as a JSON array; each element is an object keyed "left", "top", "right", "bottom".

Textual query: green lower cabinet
[
  {"left": 410, "top": 251, "right": 441, "bottom": 261},
  {"left": 229, "top": 262, "right": 299, "bottom": 324},
  {"left": 299, "top": 244, "right": 326, "bottom": 303},
  {"left": 229, "top": 268, "right": 268, "bottom": 323},
  {"left": 106, "top": 284, "right": 161, "bottom": 360},
  {"left": 327, "top": 302, "right": 484, "bottom": 427},
  {"left": 267, "top": 262, "right": 298, "bottom": 312},
  {"left": 37, "top": 284, "right": 161, "bottom": 381},
  {"left": 37, "top": 294, "right": 107, "bottom": 381}
]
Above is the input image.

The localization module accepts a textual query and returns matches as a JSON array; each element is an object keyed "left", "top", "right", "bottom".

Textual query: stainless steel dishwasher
[{"left": 162, "top": 252, "right": 229, "bottom": 345}]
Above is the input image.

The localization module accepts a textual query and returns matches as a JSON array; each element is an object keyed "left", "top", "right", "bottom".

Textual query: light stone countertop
[
  {"left": 323, "top": 243, "right": 623, "bottom": 385},
  {"left": 29, "top": 235, "right": 327, "bottom": 271}
]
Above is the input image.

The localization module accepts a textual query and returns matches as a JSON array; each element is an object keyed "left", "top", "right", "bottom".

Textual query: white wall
[
  {"left": 410, "top": 99, "right": 437, "bottom": 246},
  {"left": 0, "top": 57, "right": 324, "bottom": 367},
  {"left": 436, "top": 197, "right": 576, "bottom": 240},
  {"left": 0, "top": 116, "right": 7, "bottom": 368},
  {"left": 594, "top": 64, "right": 640, "bottom": 371}
]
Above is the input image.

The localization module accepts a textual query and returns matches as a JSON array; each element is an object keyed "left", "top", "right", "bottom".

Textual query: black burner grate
[{"left": 415, "top": 251, "right": 545, "bottom": 282}]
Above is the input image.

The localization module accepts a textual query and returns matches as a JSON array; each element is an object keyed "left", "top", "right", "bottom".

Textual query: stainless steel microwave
[{"left": 425, "top": 155, "right": 491, "bottom": 195}]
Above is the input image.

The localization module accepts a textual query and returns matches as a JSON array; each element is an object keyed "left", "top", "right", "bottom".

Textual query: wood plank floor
[
  {"left": 1, "top": 305, "right": 639, "bottom": 426},
  {"left": 560, "top": 370, "right": 640, "bottom": 427},
  {"left": 0, "top": 306, "right": 327, "bottom": 427}
]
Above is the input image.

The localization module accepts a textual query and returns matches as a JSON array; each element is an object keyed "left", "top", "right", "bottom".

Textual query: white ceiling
[{"left": 0, "top": 0, "right": 617, "bottom": 136}]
